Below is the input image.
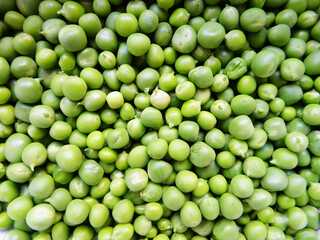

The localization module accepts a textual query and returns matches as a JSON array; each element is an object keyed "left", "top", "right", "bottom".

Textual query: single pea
[
  {"left": 26, "top": 203, "right": 56, "bottom": 231},
  {"left": 95, "top": 28, "right": 118, "bottom": 52},
  {"left": 247, "top": 188, "right": 273, "bottom": 210},
  {"left": 213, "top": 219, "right": 239, "bottom": 240},
  {"left": 261, "top": 167, "right": 288, "bottom": 191},
  {"left": 56, "top": 144, "right": 83, "bottom": 172},
  {"left": 58, "top": 24, "right": 87, "bottom": 52},
  {"left": 127, "top": 33, "right": 151, "bottom": 57},
  {"left": 139, "top": 9, "right": 159, "bottom": 33},
  {"left": 244, "top": 221, "right": 267, "bottom": 240},
  {"left": 115, "top": 13, "right": 138, "bottom": 37},
  {"left": 64, "top": 199, "right": 89, "bottom": 226},
  {"left": 172, "top": 25, "right": 197, "bottom": 54},
  {"left": 219, "top": 193, "right": 243, "bottom": 220},
  {"left": 148, "top": 159, "right": 173, "bottom": 184}
]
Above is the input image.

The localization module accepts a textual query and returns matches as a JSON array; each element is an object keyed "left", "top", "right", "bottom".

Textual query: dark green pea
[
  {"left": 0, "top": 37, "right": 18, "bottom": 62},
  {"left": 285, "top": 0, "right": 307, "bottom": 15},
  {"left": 4, "top": 10, "right": 25, "bottom": 31},
  {"left": 304, "top": 50, "right": 320, "bottom": 75},
  {"left": 240, "top": 8, "right": 266, "bottom": 32}
]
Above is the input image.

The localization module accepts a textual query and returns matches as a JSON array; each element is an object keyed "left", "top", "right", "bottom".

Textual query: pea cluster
[{"left": 0, "top": 0, "right": 320, "bottom": 239}]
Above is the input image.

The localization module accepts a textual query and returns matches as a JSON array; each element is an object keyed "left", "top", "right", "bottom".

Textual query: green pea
[
  {"left": 141, "top": 107, "right": 164, "bottom": 130},
  {"left": 64, "top": 199, "right": 90, "bottom": 226},
  {"left": 228, "top": 115, "right": 254, "bottom": 140},
  {"left": 179, "top": 201, "right": 202, "bottom": 228},
  {"left": 148, "top": 159, "right": 173, "bottom": 184},
  {"left": 140, "top": 182, "right": 162, "bottom": 203},
  {"left": 213, "top": 219, "right": 239, "bottom": 240},
  {"left": 26, "top": 203, "right": 56, "bottom": 231},
  {"left": 197, "top": 21, "right": 225, "bottom": 49},
  {"left": 243, "top": 156, "right": 266, "bottom": 178},
  {"left": 219, "top": 193, "right": 243, "bottom": 220},
  {"left": 230, "top": 174, "right": 254, "bottom": 199},
  {"left": 247, "top": 188, "right": 273, "bottom": 210},
  {"left": 111, "top": 223, "right": 134, "bottom": 240},
  {"left": 56, "top": 144, "right": 83, "bottom": 172},
  {"left": 219, "top": 5, "right": 239, "bottom": 31},
  {"left": 139, "top": 9, "right": 159, "bottom": 33},
  {"left": 112, "top": 199, "right": 134, "bottom": 224},
  {"left": 88, "top": 203, "right": 109, "bottom": 229},
  {"left": 7, "top": 196, "right": 33, "bottom": 221},
  {"left": 29, "top": 174, "right": 55, "bottom": 200},
  {"left": 240, "top": 8, "right": 266, "bottom": 32},
  {"left": 251, "top": 50, "right": 279, "bottom": 78},
  {"left": 45, "top": 189, "right": 71, "bottom": 213},
  {"left": 58, "top": 25, "right": 87, "bottom": 52},
  {"left": 244, "top": 221, "right": 267, "bottom": 240},
  {"left": 0, "top": 212, "right": 14, "bottom": 230},
  {"left": 172, "top": 25, "right": 197, "bottom": 53},
  {"left": 257, "top": 207, "right": 275, "bottom": 224},
  {"left": 126, "top": 33, "right": 150, "bottom": 57},
  {"left": 261, "top": 167, "right": 288, "bottom": 191}
]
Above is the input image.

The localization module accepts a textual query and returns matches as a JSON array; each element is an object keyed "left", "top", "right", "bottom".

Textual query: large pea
[
  {"left": 251, "top": 50, "right": 279, "bottom": 78},
  {"left": 261, "top": 167, "right": 288, "bottom": 191},
  {"left": 219, "top": 193, "right": 243, "bottom": 220},
  {"left": 58, "top": 25, "right": 87, "bottom": 52},
  {"left": 26, "top": 204, "right": 56, "bottom": 231},
  {"left": 199, "top": 197, "right": 219, "bottom": 221},
  {"left": 172, "top": 25, "right": 197, "bottom": 53},
  {"left": 180, "top": 201, "right": 202, "bottom": 228},
  {"left": 228, "top": 115, "right": 254, "bottom": 140},
  {"left": 112, "top": 199, "right": 134, "bottom": 223},
  {"left": 4, "top": 133, "right": 31, "bottom": 163},
  {"left": 197, "top": 21, "right": 225, "bottom": 49},
  {"left": 64, "top": 199, "right": 90, "bottom": 226},
  {"left": 189, "top": 142, "right": 216, "bottom": 168}
]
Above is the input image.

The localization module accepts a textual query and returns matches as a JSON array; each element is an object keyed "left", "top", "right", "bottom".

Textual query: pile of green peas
[{"left": 0, "top": 0, "right": 320, "bottom": 239}]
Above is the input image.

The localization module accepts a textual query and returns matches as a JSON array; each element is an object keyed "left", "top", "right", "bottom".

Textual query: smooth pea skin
[
  {"left": 26, "top": 204, "right": 56, "bottom": 231},
  {"left": 172, "top": 25, "right": 197, "bottom": 54},
  {"left": 180, "top": 201, "right": 202, "bottom": 228},
  {"left": 228, "top": 115, "right": 254, "bottom": 140},
  {"left": 219, "top": 193, "right": 243, "bottom": 220},
  {"left": 64, "top": 199, "right": 90, "bottom": 226},
  {"left": 251, "top": 50, "right": 279, "bottom": 78},
  {"left": 197, "top": 21, "right": 225, "bottom": 49}
]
